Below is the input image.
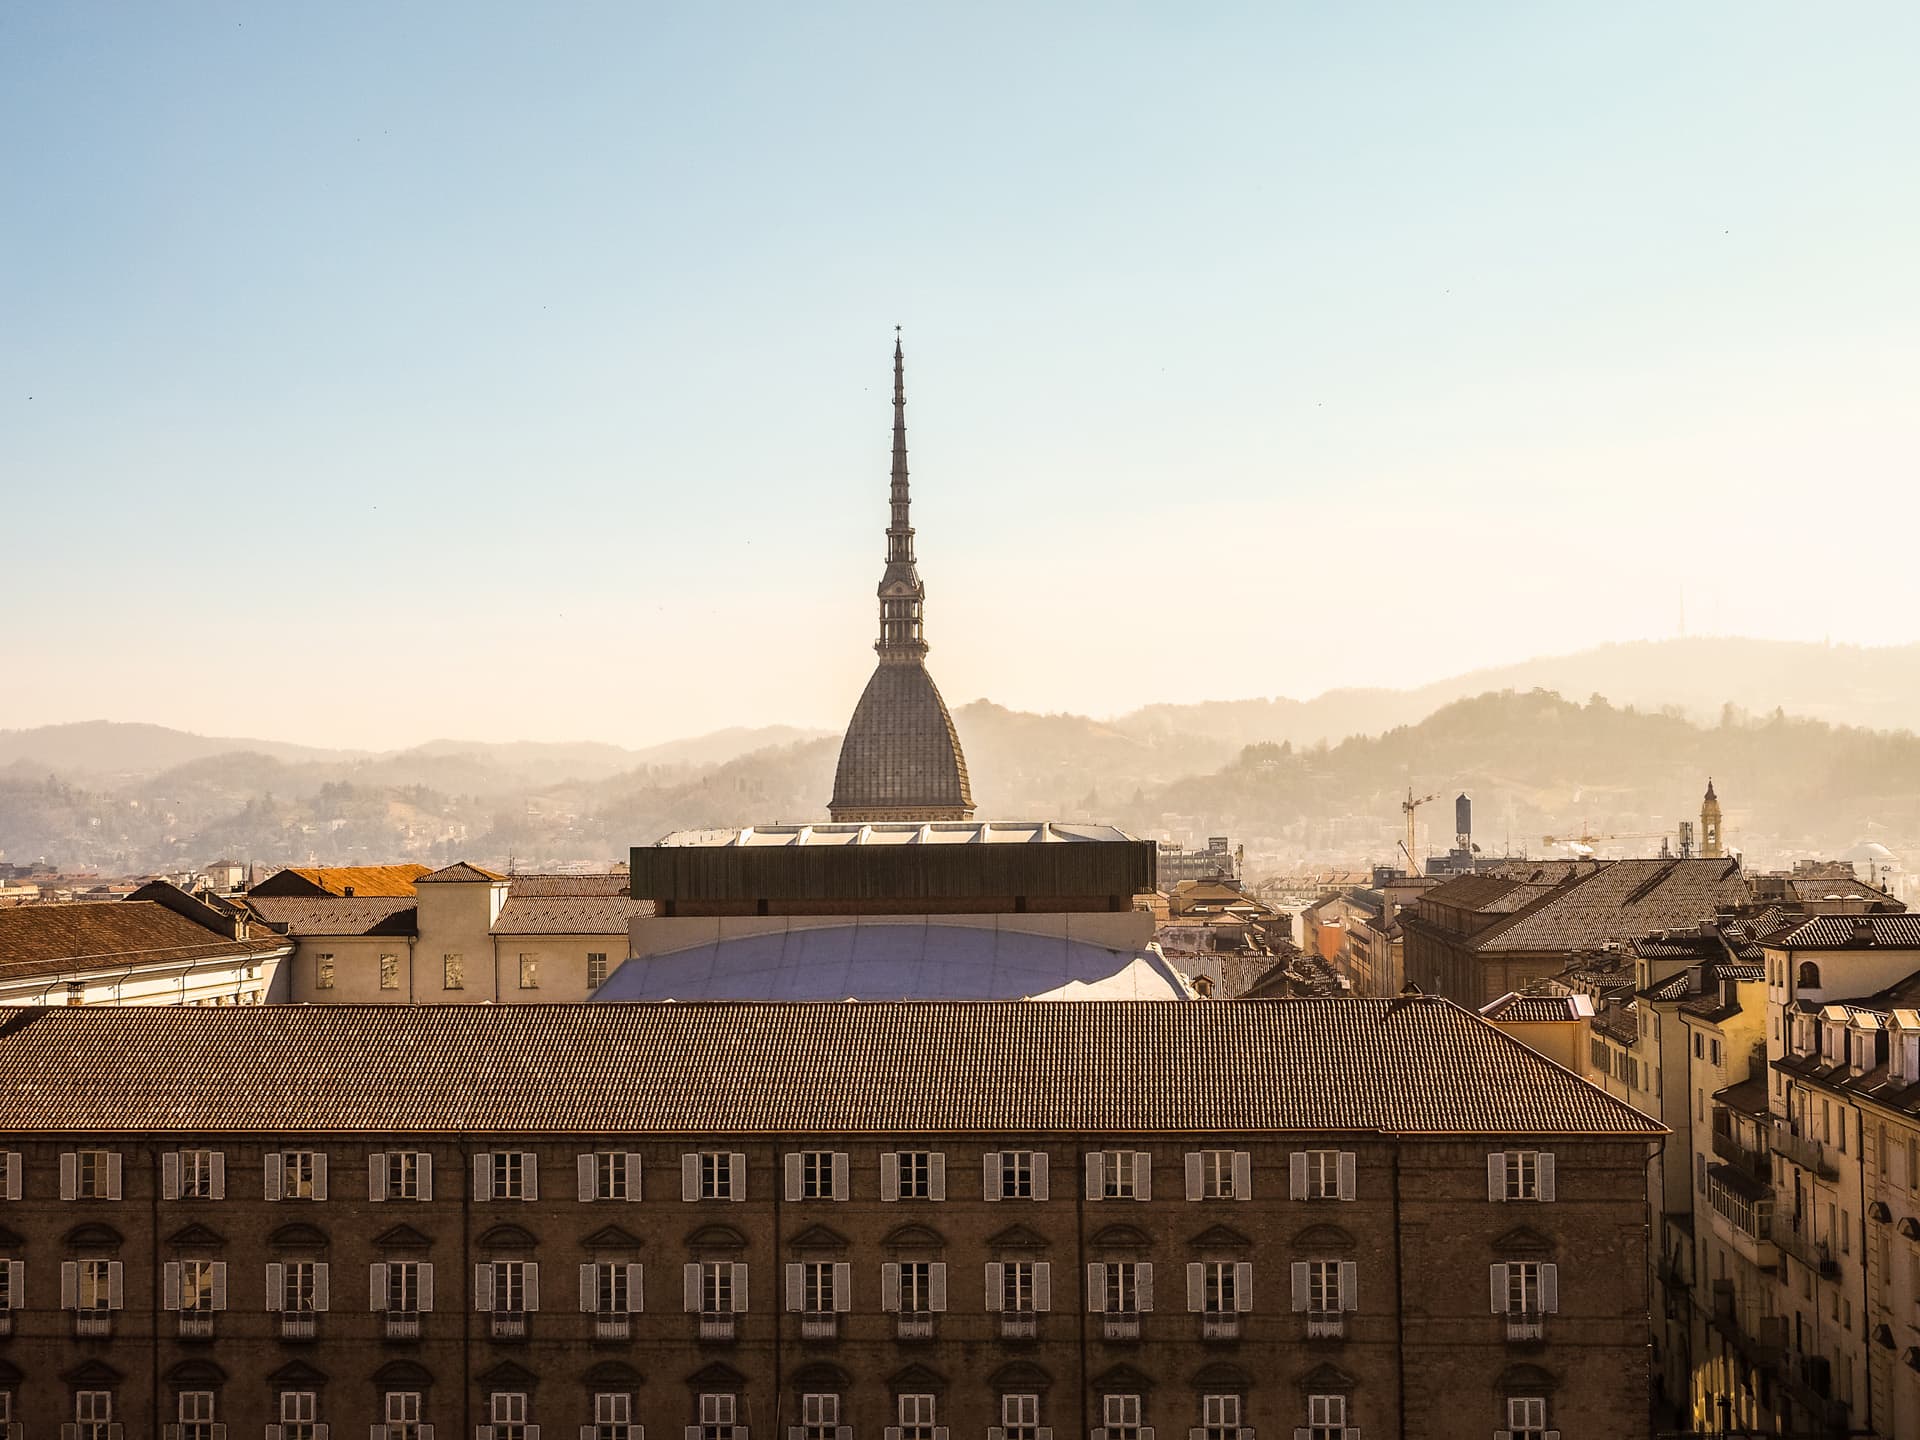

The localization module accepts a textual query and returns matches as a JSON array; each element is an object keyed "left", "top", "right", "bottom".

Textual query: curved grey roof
[
  {"left": 828, "top": 660, "right": 974, "bottom": 819},
  {"left": 595, "top": 920, "right": 1185, "bottom": 1001}
]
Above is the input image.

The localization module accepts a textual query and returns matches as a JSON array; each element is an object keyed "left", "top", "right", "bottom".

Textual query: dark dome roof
[{"left": 829, "top": 661, "right": 974, "bottom": 819}]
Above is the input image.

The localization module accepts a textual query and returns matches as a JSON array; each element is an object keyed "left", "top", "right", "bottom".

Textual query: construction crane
[
  {"left": 1401, "top": 789, "right": 1441, "bottom": 876},
  {"left": 1542, "top": 827, "right": 1671, "bottom": 856}
]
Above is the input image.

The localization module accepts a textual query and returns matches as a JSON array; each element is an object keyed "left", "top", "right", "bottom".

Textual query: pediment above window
[
  {"left": 1495, "top": 1363, "right": 1558, "bottom": 1394},
  {"left": 165, "top": 1358, "right": 227, "bottom": 1386},
  {"left": 791, "top": 1361, "right": 851, "bottom": 1390},
  {"left": 372, "top": 1224, "right": 434, "bottom": 1251},
  {"left": 267, "top": 1359, "right": 329, "bottom": 1388},
  {"left": 477, "top": 1223, "right": 537, "bottom": 1251},
  {"left": 788, "top": 1223, "right": 850, "bottom": 1253},
  {"left": 63, "top": 1223, "right": 122, "bottom": 1251},
  {"left": 1190, "top": 1361, "right": 1253, "bottom": 1390},
  {"left": 0, "top": 1225, "right": 22, "bottom": 1249},
  {"left": 583, "top": 1360, "right": 643, "bottom": 1388},
  {"left": 1187, "top": 1224, "right": 1252, "bottom": 1252},
  {"left": 62, "top": 1358, "right": 123, "bottom": 1386},
  {"left": 166, "top": 1223, "right": 226, "bottom": 1251},
  {"left": 686, "top": 1360, "right": 746, "bottom": 1390},
  {"left": 0, "top": 1359, "right": 20, "bottom": 1386},
  {"left": 881, "top": 1223, "right": 946, "bottom": 1252},
  {"left": 986, "top": 1223, "right": 1048, "bottom": 1251},
  {"left": 888, "top": 1362, "right": 946, "bottom": 1393},
  {"left": 1296, "top": 1362, "right": 1355, "bottom": 1393},
  {"left": 987, "top": 1360, "right": 1051, "bottom": 1392},
  {"left": 479, "top": 1359, "right": 539, "bottom": 1389},
  {"left": 581, "top": 1225, "right": 644, "bottom": 1252},
  {"left": 685, "top": 1224, "right": 748, "bottom": 1252},
  {"left": 1901, "top": 1217, "right": 1920, "bottom": 1241},
  {"left": 1290, "top": 1224, "right": 1355, "bottom": 1253},
  {"left": 1090, "top": 1223, "right": 1151, "bottom": 1251},
  {"left": 1493, "top": 1225, "right": 1555, "bottom": 1255},
  {"left": 372, "top": 1359, "right": 433, "bottom": 1389},
  {"left": 268, "top": 1223, "right": 330, "bottom": 1252},
  {"left": 1092, "top": 1362, "right": 1153, "bottom": 1392}
]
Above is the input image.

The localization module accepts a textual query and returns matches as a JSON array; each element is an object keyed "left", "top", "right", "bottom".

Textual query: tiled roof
[
  {"left": 0, "top": 999, "right": 1663, "bottom": 1137},
  {"left": 248, "top": 865, "right": 429, "bottom": 898},
  {"left": 243, "top": 896, "right": 418, "bottom": 938},
  {"left": 0, "top": 902, "right": 287, "bottom": 981},
  {"left": 1467, "top": 860, "right": 1748, "bottom": 954},
  {"left": 1714, "top": 1077, "right": 1769, "bottom": 1117},
  {"left": 1480, "top": 992, "right": 1592, "bottom": 1023},
  {"left": 416, "top": 862, "right": 506, "bottom": 884},
  {"left": 492, "top": 894, "right": 650, "bottom": 936},
  {"left": 502, "top": 874, "right": 631, "bottom": 897},
  {"left": 828, "top": 661, "right": 973, "bottom": 818},
  {"left": 1773, "top": 915, "right": 1920, "bottom": 950},
  {"left": 1787, "top": 876, "right": 1897, "bottom": 905}
]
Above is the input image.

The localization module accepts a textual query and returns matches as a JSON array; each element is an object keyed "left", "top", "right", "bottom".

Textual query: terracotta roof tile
[
  {"left": 243, "top": 896, "right": 417, "bottom": 938},
  {"left": 0, "top": 901, "right": 287, "bottom": 981}
]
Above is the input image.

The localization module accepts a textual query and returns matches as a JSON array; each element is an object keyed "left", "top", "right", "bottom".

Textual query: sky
[{"left": 3, "top": 3, "right": 1917, "bottom": 751}]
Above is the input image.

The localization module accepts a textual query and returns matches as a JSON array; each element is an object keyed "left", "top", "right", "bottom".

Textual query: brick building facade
[{"left": 0, "top": 1000, "right": 1660, "bottom": 1438}]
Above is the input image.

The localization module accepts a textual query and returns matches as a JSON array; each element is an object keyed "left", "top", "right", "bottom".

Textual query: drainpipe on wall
[
  {"left": 1860, "top": 1134, "right": 1873, "bottom": 1432},
  {"left": 1391, "top": 1142, "right": 1407, "bottom": 1439}
]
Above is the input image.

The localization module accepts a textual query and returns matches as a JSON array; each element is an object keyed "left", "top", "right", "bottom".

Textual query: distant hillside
[
  {"left": 1116, "top": 638, "right": 1920, "bottom": 751},
  {"left": 0, "top": 721, "right": 360, "bottom": 776}
]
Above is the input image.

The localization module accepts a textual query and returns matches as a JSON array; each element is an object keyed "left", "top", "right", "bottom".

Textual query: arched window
[{"left": 1798, "top": 961, "right": 1821, "bottom": 989}]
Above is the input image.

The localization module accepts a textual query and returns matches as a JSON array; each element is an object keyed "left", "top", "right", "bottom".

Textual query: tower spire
[{"left": 876, "top": 327, "right": 927, "bottom": 660}]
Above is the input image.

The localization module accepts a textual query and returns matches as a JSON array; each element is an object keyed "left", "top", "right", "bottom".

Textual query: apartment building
[{"left": 0, "top": 998, "right": 1661, "bottom": 1437}]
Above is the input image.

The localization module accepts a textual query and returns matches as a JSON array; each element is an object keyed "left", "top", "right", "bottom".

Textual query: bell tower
[{"left": 1700, "top": 779, "right": 1723, "bottom": 859}]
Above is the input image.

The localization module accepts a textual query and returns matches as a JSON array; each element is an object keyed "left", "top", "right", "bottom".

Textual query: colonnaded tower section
[{"left": 827, "top": 332, "right": 976, "bottom": 823}]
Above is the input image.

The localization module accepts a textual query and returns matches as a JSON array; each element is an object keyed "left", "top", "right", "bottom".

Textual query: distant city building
[
  {"left": 1155, "top": 835, "right": 1238, "bottom": 886},
  {"left": 828, "top": 334, "right": 973, "bottom": 824},
  {"left": 0, "top": 997, "right": 1662, "bottom": 1437}
]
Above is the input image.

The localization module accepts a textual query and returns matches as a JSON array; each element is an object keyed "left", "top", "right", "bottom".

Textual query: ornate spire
[{"left": 876, "top": 327, "right": 928, "bottom": 661}]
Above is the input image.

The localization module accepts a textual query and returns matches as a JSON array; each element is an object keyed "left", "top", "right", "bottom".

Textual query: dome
[
  {"left": 829, "top": 661, "right": 974, "bottom": 820},
  {"left": 1842, "top": 841, "right": 1898, "bottom": 862}
]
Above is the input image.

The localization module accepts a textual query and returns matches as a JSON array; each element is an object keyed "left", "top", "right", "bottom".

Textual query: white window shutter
[
  {"left": 522, "top": 1153, "right": 537, "bottom": 1201},
  {"left": 1489, "top": 1263, "right": 1508, "bottom": 1313},
  {"left": 627, "top": 1263, "right": 644, "bottom": 1312},
  {"left": 578, "top": 1154, "right": 596, "bottom": 1202},
  {"left": 210, "top": 1151, "right": 226, "bottom": 1200},
  {"left": 4, "top": 1151, "right": 20, "bottom": 1201},
  {"left": 580, "top": 1263, "right": 597, "bottom": 1312},
  {"left": 1136, "top": 1151, "right": 1151, "bottom": 1201},
  {"left": 475, "top": 1263, "right": 495, "bottom": 1312},
  {"left": 4, "top": 1259, "right": 20, "bottom": 1307},
  {"left": 1340, "top": 1259, "right": 1358, "bottom": 1311},
  {"left": 684, "top": 1430, "right": 701, "bottom": 1440},
  {"left": 312, "top": 1152, "right": 327, "bottom": 1201},
  {"left": 1234, "top": 1260, "right": 1252, "bottom": 1311},
  {"left": 682, "top": 1154, "right": 700, "bottom": 1201},
  {"left": 930, "top": 1261, "right": 948, "bottom": 1311},
  {"left": 1231, "top": 1151, "right": 1252, "bottom": 1200},
  {"left": 419, "top": 1153, "right": 433, "bottom": 1202},
  {"left": 211, "top": 1261, "right": 228, "bottom": 1310},
  {"left": 785, "top": 1153, "right": 803, "bottom": 1202},
  {"left": 370, "top": 1154, "right": 388, "bottom": 1203},
  {"left": 1288, "top": 1151, "right": 1307, "bottom": 1200},
  {"left": 106, "top": 1152, "right": 122, "bottom": 1200},
  {"left": 1139, "top": 1262, "right": 1154, "bottom": 1311},
  {"left": 1291, "top": 1261, "right": 1308, "bottom": 1311},
  {"left": 985, "top": 1262, "right": 1005, "bottom": 1310},
  {"left": 625, "top": 1152, "right": 643, "bottom": 1201},
  {"left": 929, "top": 1151, "right": 946, "bottom": 1201},
  {"left": 1185, "top": 1261, "right": 1203, "bottom": 1312},
  {"left": 108, "top": 1260, "right": 123, "bottom": 1309},
  {"left": 162, "top": 1151, "right": 181, "bottom": 1201},
  {"left": 1542, "top": 1262, "right": 1559, "bottom": 1313},
  {"left": 60, "top": 1260, "right": 76, "bottom": 1309},
  {"left": 163, "top": 1261, "right": 182, "bottom": 1311},
  {"left": 833, "top": 1261, "right": 851, "bottom": 1310},
  {"left": 1033, "top": 1152, "right": 1050, "bottom": 1201},
  {"left": 731, "top": 1261, "right": 750, "bottom": 1310},
  {"left": 1337, "top": 1151, "right": 1356, "bottom": 1200},
  {"left": 785, "top": 1262, "right": 804, "bottom": 1311},
  {"left": 1487, "top": 1152, "right": 1506, "bottom": 1202},
  {"left": 1034, "top": 1260, "right": 1052, "bottom": 1311},
  {"left": 369, "top": 1263, "right": 388, "bottom": 1310},
  {"left": 881, "top": 1152, "right": 900, "bottom": 1202},
  {"left": 882, "top": 1262, "right": 901, "bottom": 1312},
  {"left": 728, "top": 1152, "right": 746, "bottom": 1200},
  {"left": 314, "top": 1262, "right": 330, "bottom": 1311},
  {"left": 1185, "top": 1152, "right": 1203, "bottom": 1201},
  {"left": 833, "top": 1152, "right": 850, "bottom": 1200},
  {"left": 525, "top": 1262, "right": 540, "bottom": 1312},
  {"left": 682, "top": 1263, "right": 701, "bottom": 1312},
  {"left": 473, "top": 1153, "right": 491, "bottom": 1202},
  {"left": 983, "top": 1151, "right": 1002, "bottom": 1201},
  {"left": 1086, "top": 1151, "right": 1105, "bottom": 1200},
  {"left": 1087, "top": 1262, "right": 1107, "bottom": 1311},
  {"left": 1538, "top": 1153, "right": 1556, "bottom": 1202},
  {"left": 419, "top": 1263, "right": 434, "bottom": 1312},
  {"left": 266, "top": 1262, "right": 285, "bottom": 1311},
  {"left": 59, "top": 1152, "right": 76, "bottom": 1201}
]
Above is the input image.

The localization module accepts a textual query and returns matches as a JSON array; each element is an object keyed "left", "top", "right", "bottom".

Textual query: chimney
[{"left": 1851, "top": 915, "right": 1874, "bottom": 946}]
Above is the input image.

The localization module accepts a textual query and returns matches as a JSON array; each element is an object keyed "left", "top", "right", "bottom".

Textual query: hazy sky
[{"left": 4, "top": 3, "right": 1916, "bottom": 750}]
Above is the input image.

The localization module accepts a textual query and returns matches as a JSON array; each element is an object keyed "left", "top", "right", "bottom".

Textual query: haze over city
[{"left": 6, "top": 3, "right": 1918, "bottom": 750}]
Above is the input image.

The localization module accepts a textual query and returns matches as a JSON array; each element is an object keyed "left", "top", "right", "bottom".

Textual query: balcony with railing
[
  {"left": 279, "top": 1310, "right": 317, "bottom": 1341},
  {"left": 177, "top": 1310, "right": 215, "bottom": 1339},
  {"left": 1705, "top": 1164, "right": 1779, "bottom": 1271},
  {"left": 999, "top": 1311, "right": 1038, "bottom": 1340},
  {"left": 0, "top": 1309, "right": 11, "bottom": 1337},
  {"left": 74, "top": 1310, "right": 112, "bottom": 1338},
  {"left": 1504, "top": 1309, "right": 1545, "bottom": 1342},
  {"left": 1103, "top": 1311, "right": 1140, "bottom": 1341},
  {"left": 698, "top": 1311, "right": 736, "bottom": 1341},
  {"left": 1770, "top": 1116, "right": 1840, "bottom": 1180},
  {"left": 1306, "top": 1309, "right": 1345, "bottom": 1339},
  {"left": 800, "top": 1310, "right": 838, "bottom": 1341},
  {"left": 594, "top": 1312, "right": 629, "bottom": 1341},
  {"left": 1712, "top": 1124, "right": 1773, "bottom": 1183},
  {"left": 489, "top": 1310, "right": 526, "bottom": 1341},
  {"left": 895, "top": 1312, "right": 934, "bottom": 1340},
  {"left": 1780, "top": 1350, "right": 1854, "bottom": 1436},
  {"left": 1774, "top": 1221, "right": 1841, "bottom": 1279},
  {"left": 384, "top": 1310, "right": 420, "bottom": 1340},
  {"left": 1201, "top": 1313, "right": 1240, "bottom": 1341}
]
